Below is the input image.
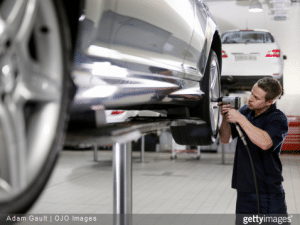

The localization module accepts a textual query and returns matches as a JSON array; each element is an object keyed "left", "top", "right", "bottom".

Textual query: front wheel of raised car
[
  {"left": 0, "top": 0, "right": 72, "bottom": 214},
  {"left": 170, "top": 49, "right": 221, "bottom": 146}
]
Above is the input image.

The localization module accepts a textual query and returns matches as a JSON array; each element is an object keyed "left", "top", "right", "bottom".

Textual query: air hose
[{"left": 235, "top": 123, "right": 261, "bottom": 215}]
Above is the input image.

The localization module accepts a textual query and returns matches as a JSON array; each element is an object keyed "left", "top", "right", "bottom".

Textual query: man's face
[{"left": 247, "top": 84, "right": 272, "bottom": 111}]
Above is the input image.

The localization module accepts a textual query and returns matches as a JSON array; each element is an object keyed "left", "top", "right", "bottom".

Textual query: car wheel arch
[
  {"left": 211, "top": 31, "right": 222, "bottom": 72},
  {"left": 203, "top": 16, "right": 222, "bottom": 72}
]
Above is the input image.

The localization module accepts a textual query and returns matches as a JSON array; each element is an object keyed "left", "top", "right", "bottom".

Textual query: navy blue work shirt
[{"left": 230, "top": 104, "right": 289, "bottom": 194}]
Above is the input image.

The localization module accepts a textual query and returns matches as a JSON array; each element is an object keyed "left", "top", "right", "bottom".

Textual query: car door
[
  {"left": 109, "top": 0, "right": 195, "bottom": 79},
  {"left": 71, "top": 0, "right": 197, "bottom": 111},
  {"left": 184, "top": 0, "right": 207, "bottom": 81}
]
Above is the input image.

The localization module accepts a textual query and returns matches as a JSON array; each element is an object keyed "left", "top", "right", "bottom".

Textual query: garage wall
[{"left": 206, "top": 1, "right": 300, "bottom": 115}]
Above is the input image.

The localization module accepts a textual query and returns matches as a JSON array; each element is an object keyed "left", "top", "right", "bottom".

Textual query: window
[{"left": 221, "top": 31, "right": 274, "bottom": 44}]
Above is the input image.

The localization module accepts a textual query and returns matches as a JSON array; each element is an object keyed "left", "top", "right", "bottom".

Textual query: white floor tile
[{"left": 28, "top": 150, "right": 300, "bottom": 216}]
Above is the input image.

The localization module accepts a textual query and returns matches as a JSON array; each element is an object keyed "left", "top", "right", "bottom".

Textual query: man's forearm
[
  {"left": 219, "top": 119, "right": 232, "bottom": 144},
  {"left": 238, "top": 116, "right": 273, "bottom": 150}
]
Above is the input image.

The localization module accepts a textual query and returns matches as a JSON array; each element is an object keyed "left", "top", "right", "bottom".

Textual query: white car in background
[
  {"left": 105, "top": 110, "right": 138, "bottom": 123},
  {"left": 105, "top": 110, "right": 160, "bottom": 123},
  {"left": 221, "top": 29, "right": 286, "bottom": 93}
]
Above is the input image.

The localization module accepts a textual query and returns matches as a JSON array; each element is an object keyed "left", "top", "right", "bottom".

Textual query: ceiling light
[{"left": 249, "top": 0, "right": 263, "bottom": 12}]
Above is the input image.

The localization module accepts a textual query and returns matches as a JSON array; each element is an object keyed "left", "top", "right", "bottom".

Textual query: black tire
[
  {"left": 0, "top": 0, "right": 73, "bottom": 214},
  {"left": 171, "top": 49, "right": 221, "bottom": 145}
]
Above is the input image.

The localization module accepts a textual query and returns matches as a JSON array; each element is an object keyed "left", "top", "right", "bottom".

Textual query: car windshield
[{"left": 221, "top": 31, "right": 274, "bottom": 44}]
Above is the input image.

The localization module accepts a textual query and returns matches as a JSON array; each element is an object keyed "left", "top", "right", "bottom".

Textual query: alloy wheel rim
[
  {"left": 0, "top": 0, "right": 63, "bottom": 201},
  {"left": 209, "top": 55, "right": 220, "bottom": 136}
]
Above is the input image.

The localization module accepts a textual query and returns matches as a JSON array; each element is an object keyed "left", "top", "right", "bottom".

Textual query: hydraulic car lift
[{"left": 65, "top": 119, "right": 171, "bottom": 217}]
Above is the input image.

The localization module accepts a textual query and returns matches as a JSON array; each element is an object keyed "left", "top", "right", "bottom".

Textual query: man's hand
[
  {"left": 218, "top": 102, "right": 231, "bottom": 117},
  {"left": 217, "top": 102, "right": 232, "bottom": 144},
  {"left": 218, "top": 102, "right": 243, "bottom": 123},
  {"left": 225, "top": 109, "right": 244, "bottom": 124}
]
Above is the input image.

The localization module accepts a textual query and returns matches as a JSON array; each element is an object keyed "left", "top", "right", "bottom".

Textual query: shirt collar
[{"left": 250, "top": 103, "right": 276, "bottom": 118}]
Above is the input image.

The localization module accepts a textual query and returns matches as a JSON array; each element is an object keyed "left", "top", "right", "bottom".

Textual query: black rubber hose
[{"left": 235, "top": 124, "right": 261, "bottom": 214}]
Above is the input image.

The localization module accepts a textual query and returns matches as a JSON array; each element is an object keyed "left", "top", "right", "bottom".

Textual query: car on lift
[
  {"left": 221, "top": 29, "right": 286, "bottom": 93},
  {"left": 0, "top": 0, "right": 222, "bottom": 214}
]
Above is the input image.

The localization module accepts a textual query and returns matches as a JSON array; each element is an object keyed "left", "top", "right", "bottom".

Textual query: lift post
[
  {"left": 140, "top": 135, "right": 145, "bottom": 163},
  {"left": 113, "top": 141, "right": 132, "bottom": 214},
  {"left": 65, "top": 120, "right": 171, "bottom": 217}
]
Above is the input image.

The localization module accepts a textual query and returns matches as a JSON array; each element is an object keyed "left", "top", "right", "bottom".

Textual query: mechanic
[{"left": 218, "top": 77, "right": 289, "bottom": 216}]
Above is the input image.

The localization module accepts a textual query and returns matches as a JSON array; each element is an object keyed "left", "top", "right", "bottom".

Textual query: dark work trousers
[{"left": 235, "top": 191, "right": 290, "bottom": 225}]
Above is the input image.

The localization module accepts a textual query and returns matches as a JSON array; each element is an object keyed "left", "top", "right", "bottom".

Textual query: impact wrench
[{"left": 215, "top": 96, "right": 261, "bottom": 215}]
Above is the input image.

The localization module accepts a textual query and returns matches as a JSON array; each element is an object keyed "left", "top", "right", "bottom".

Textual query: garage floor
[{"left": 28, "top": 149, "right": 300, "bottom": 215}]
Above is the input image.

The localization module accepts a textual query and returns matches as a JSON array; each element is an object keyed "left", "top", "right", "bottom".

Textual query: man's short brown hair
[{"left": 256, "top": 77, "right": 282, "bottom": 101}]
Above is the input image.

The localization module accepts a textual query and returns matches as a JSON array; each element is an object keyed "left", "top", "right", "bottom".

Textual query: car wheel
[
  {"left": 171, "top": 49, "right": 221, "bottom": 145},
  {"left": 0, "top": 0, "right": 72, "bottom": 214}
]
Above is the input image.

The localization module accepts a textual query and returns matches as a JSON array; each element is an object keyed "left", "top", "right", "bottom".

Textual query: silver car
[{"left": 0, "top": 0, "right": 221, "bottom": 214}]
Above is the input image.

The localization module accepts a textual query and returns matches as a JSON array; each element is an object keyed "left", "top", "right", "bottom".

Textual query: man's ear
[{"left": 267, "top": 99, "right": 275, "bottom": 105}]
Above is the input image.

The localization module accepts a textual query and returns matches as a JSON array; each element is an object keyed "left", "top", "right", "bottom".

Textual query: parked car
[
  {"left": 0, "top": 0, "right": 222, "bottom": 214},
  {"left": 105, "top": 110, "right": 161, "bottom": 124},
  {"left": 221, "top": 29, "right": 286, "bottom": 93}
]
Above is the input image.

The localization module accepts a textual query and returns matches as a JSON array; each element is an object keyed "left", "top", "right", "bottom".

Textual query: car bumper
[{"left": 221, "top": 75, "right": 283, "bottom": 92}]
